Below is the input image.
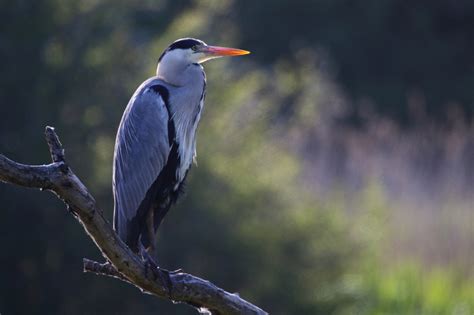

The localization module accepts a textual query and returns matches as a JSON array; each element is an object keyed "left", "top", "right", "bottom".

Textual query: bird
[{"left": 112, "top": 38, "right": 249, "bottom": 260}]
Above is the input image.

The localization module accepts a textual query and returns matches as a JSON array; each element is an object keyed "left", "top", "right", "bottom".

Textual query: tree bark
[{"left": 0, "top": 126, "right": 267, "bottom": 315}]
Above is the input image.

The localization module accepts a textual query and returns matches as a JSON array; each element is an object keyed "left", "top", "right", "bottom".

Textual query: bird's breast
[{"left": 169, "top": 84, "right": 205, "bottom": 184}]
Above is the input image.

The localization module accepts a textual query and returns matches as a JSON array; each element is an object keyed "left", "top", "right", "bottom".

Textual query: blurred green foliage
[
  {"left": 337, "top": 183, "right": 474, "bottom": 315},
  {"left": 0, "top": 0, "right": 472, "bottom": 314},
  {"left": 354, "top": 264, "right": 474, "bottom": 315}
]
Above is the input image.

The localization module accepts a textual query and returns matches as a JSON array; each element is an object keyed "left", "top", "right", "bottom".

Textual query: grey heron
[{"left": 112, "top": 38, "right": 249, "bottom": 260}]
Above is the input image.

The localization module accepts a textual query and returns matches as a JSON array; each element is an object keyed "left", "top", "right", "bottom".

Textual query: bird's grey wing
[{"left": 112, "top": 85, "right": 171, "bottom": 245}]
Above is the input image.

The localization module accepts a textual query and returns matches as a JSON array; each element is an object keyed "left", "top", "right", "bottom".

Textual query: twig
[
  {"left": 0, "top": 126, "right": 267, "bottom": 315},
  {"left": 83, "top": 259, "right": 126, "bottom": 279},
  {"left": 45, "top": 126, "right": 65, "bottom": 163}
]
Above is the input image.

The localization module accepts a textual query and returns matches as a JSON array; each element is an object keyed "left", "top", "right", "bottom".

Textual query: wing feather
[{"left": 112, "top": 84, "right": 171, "bottom": 245}]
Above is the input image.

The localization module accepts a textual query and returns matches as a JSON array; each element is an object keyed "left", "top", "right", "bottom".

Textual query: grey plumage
[
  {"left": 112, "top": 79, "right": 174, "bottom": 248},
  {"left": 112, "top": 38, "right": 249, "bottom": 256}
]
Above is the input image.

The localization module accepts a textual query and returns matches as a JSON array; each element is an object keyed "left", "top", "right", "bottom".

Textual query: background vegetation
[{"left": 0, "top": 1, "right": 472, "bottom": 314}]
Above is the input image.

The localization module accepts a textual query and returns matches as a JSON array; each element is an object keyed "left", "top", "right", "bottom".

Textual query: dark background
[{"left": 1, "top": 1, "right": 472, "bottom": 314}]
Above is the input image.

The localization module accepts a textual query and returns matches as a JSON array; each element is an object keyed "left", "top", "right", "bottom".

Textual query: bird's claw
[
  {"left": 142, "top": 253, "right": 173, "bottom": 298},
  {"left": 168, "top": 268, "right": 183, "bottom": 274}
]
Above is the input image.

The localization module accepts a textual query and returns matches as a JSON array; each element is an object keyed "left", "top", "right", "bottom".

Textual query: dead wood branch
[{"left": 0, "top": 126, "right": 267, "bottom": 315}]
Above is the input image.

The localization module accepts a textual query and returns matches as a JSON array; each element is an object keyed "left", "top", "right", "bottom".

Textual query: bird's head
[
  {"left": 158, "top": 38, "right": 250, "bottom": 66},
  {"left": 156, "top": 38, "right": 249, "bottom": 84}
]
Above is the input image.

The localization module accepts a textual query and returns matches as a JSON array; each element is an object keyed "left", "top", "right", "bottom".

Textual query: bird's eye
[{"left": 191, "top": 45, "right": 198, "bottom": 52}]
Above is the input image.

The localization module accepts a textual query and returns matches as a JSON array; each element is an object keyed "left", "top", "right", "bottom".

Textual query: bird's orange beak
[{"left": 203, "top": 45, "right": 250, "bottom": 57}]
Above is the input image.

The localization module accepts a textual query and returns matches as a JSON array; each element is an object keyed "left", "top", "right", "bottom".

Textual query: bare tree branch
[{"left": 0, "top": 126, "right": 267, "bottom": 315}]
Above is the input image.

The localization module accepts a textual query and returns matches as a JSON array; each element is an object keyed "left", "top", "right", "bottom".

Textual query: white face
[{"left": 156, "top": 46, "right": 216, "bottom": 85}]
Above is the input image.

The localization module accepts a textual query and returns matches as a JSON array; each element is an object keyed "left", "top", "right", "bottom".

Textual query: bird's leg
[
  {"left": 145, "top": 203, "right": 183, "bottom": 273},
  {"left": 141, "top": 208, "right": 176, "bottom": 296},
  {"left": 140, "top": 214, "right": 172, "bottom": 296},
  {"left": 145, "top": 208, "right": 159, "bottom": 263},
  {"left": 142, "top": 206, "right": 181, "bottom": 281}
]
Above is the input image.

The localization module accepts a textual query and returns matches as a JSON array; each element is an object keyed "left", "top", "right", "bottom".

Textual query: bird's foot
[{"left": 141, "top": 250, "right": 173, "bottom": 297}]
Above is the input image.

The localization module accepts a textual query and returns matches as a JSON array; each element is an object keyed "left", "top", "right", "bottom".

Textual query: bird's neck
[{"left": 156, "top": 62, "right": 204, "bottom": 87}]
